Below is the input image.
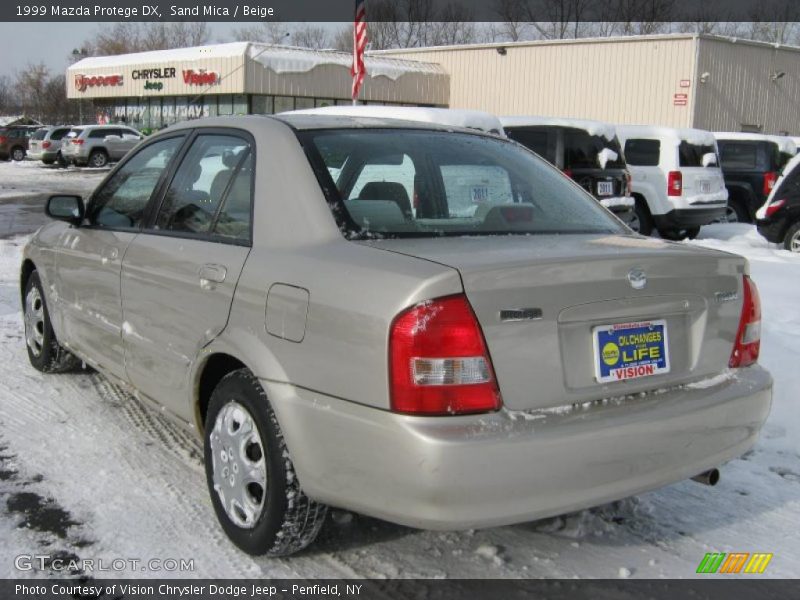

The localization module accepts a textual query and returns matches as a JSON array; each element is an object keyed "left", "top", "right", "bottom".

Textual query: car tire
[
  {"left": 784, "top": 221, "right": 800, "bottom": 253},
  {"left": 11, "top": 146, "right": 25, "bottom": 161},
  {"left": 42, "top": 158, "right": 54, "bottom": 165},
  {"left": 722, "top": 200, "right": 749, "bottom": 224},
  {"left": 204, "top": 368, "right": 328, "bottom": 556},
  {"left": 88, "top": 150, "right": 108, "bottom": 168},
  {"left": 23, "top": 271, "right": 82, "bottom": 373},
  {"left": 630, "top": 197, "right": 654, "bottom": 236},
  {"left": 685, "top": 226, "right": 701, "bottom": 240},
  {"left": 658, "top": 228, "right": 695, "bottom": 241},
  {"left": 56, "top": 152, "right": 67, "bottom": 168}
]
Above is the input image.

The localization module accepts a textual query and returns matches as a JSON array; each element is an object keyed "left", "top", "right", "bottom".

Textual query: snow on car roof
[
  {"left": 617, "top": 125, "right": 717, "bottom": 147},
  {"left": 499, "top": 116, "right": 617, "bottom": 140},
  {"left": 286, "top": 106, "right": 505, "bottom": 134},
  {"left": 713, "top": 132, "right": 797, "bottom": 155}
]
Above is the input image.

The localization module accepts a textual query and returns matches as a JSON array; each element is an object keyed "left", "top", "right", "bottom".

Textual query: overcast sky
[{"left": 0, "top": 22, "right": 303, "bottom": 78}]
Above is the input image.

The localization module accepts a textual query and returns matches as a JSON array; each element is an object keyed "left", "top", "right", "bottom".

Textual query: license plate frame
[
  {"left": 699, "top": 180, "right": 711, "bottom": 194},
  {"left": 592, "top": 320, "right": 670, "bottom": 383}
]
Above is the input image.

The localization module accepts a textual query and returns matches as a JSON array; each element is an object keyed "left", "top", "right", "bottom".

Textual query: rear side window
[
  {"left": 624, "top": 139, "right": 660, "bottom": 166},
  {"left": 679, "top": 141, "right": 717, "bottom": 167},
  {"left": 505, "top": 128, "right": 556, "bottom": 163},
  {"left": 89, "top": 129, "right": 111, "bottom": 139},
  {"left": 563, "top": 129, "right": 625, "bottom": 169},
  {"left": 50, "top": 128, "right": 70, "bottom": 141},
  {"left": 32, "top": 129, "right": 47, "bottom": 140},
  {"left": 154, "top": 134, "right": 252, "bottom": 239}
]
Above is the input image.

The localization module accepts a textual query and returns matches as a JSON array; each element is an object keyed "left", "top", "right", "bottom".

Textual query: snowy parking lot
[{"left": 0, "top": 171, "right": 797, "bottom": 578}]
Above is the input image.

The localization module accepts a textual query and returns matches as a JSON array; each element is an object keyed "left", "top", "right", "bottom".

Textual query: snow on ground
[
  {"left": 0, "top": 160, "right": 108, "bottom": 200},
  {"left": 0, "top": 224, "right": 797, "bottom": 579}
]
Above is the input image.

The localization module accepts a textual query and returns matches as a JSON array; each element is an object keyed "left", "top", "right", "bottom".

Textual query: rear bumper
[
  {"left": 756, "top": 217, "right": 789, "bottom": 244},
  {"left": 654, "top": 207, "right": 728, "bottom": 230},
  {"left": 27, "top": 149, "right": 58, "bottom": 161},
  {"left": 266, "top": 365, "right": 772, "bottom": 530}
]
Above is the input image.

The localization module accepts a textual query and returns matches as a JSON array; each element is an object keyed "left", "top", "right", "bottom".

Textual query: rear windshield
[
  {"left": 678, "top": 141, "right": 718, "bottom": 167},
  {"left": 302, "top": 129, "right": 624, "bottom": 239},
  {"left": 31, "top": 129, "right": 48, "bottom": 140},
  {"left": 66, "top": 128, "right": 83, "bottom": 138},
  {"left": 718, "top": 141, "right": 774, "bottom": 170}
]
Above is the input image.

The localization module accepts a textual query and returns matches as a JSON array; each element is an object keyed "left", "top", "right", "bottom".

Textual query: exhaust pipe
[{"left": 691, "top": 468, "right": 720, "bottom": 486}]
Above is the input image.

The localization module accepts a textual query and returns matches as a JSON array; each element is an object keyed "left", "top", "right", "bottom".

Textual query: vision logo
[{"left": 696, "top": 552, "right": 773, "bottom": 574}]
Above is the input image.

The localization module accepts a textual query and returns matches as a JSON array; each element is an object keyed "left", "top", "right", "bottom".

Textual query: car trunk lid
[{"left": 360, "top": 234, "right": 746, "bottom": 411}]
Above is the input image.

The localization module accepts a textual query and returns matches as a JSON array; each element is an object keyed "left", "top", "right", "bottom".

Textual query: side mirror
[
  {"left": 46, "top": 195, "right": 84, "bottom": 226},
  {"left": 702, "top": 152, "right": 718, "bottom": 167}
]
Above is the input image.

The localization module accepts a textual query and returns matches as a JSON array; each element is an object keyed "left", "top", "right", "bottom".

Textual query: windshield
[{"left": 302, "top": 129, "right": 625, "bottom": 239}]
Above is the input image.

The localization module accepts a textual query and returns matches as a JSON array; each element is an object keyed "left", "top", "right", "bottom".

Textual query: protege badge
[{"left": 715, "top": 291, "right": 739, "bottom": 304}]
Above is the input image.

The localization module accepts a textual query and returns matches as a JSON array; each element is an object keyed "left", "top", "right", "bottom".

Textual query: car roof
[
  {"left": 159, "top": 114, "right": 497, "bottom": 138},
  {"left": 500, "top": 116, "right": 617, "bottom": 140},
  {"left": 714, "top": 132, "right": 797, "bottom": 154},
  {"left": 617, "top": 125, "right": 717, "bottom": 146}
]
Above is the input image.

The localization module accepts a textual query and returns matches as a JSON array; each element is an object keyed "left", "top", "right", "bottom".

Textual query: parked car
[
  {"left": 756, "top": 152, "right": 800, "bottom": 252},
  {"left": 60, "top": 124, "right": 144, "bottom": 168},
  {"left": 617, "top": 126, "right": 728, "bottom": 239},
  {"left": 714, "top": 133, "right": 797, "bottom": 223},
  {"left": 0, "top": 125, "right": 40, "bottom": 161},
  {"left": 500, "top": 116, "right": 635, "bottom": 227},
  {"left": 27, "top": 126, "right": 73, "bottom": 166},
  {"left": 22, "top": 115, "right": 772, "bottom": 556}
]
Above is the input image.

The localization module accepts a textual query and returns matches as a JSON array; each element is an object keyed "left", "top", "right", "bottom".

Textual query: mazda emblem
[{"left": 627, "top": 267, "right": 647, "bottom": 290}]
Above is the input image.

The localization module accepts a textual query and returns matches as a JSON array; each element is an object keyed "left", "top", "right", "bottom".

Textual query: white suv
[{"left": 617, "top": 126, "right": 728, "bottom": 239}]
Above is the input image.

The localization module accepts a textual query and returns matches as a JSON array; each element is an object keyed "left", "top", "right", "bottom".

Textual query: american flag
[{"left": 351, "top": 0, "right": 367, "bottom": 102}]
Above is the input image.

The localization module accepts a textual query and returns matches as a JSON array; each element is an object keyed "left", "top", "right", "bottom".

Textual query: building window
[
  {"left": 315, "top": 98, "right": 335, "bottom": 108},
  {"left": 149, "top": 97, "right": 162, "bottom": 129},
  {"left": 294, "top": 97, "right": 314, "bottom": 110},
  {"left": 218, "top": 95, "right": 233, "bottom": 116},
  {"left": 206, "top": 97, "right": 218, "bottom": 118},
  {"left": 274, "top": 96, "right": 294, "bottom": 113},
  {"left": 251, "top": 95, "right": 274, "bottom": 114},
  {"left": 233, "top": 94, "right": 248, "bottom": 115}
]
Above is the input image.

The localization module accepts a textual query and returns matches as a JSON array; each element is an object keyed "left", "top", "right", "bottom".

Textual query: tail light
[
  {"left": 0, "top": 136, "right": 7, "bottom": 144},
  {"left": 764, "top": 198, "right": 786, "bottom": 218},
  {"left": 763, "top": 171, "right": 777, "bottom": 196},
  {"left": 563, "top": 168, "right": 573, "bottom": 179},
  {"left": 42, "top": 141, "right": 51, "bottom": 149},
  {"left": 729, "top": 276, "right": 761, "bottom": 368},
  {"left": 667, "top": 171, "right": 683, "bottom": 196},
  {"left": 389, "top": 294, "right": 502, "bottom": 415},
  {"left": 625, "top": 171, "right": 632, "bottom": 196},
  {"left": 71, "top": 139, "right": 84, "bottom": 145}
]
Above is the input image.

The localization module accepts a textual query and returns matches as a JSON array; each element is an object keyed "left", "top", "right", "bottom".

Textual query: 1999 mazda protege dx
[{"left": 20, "top": 115, "right": 772, "bottom": 556}]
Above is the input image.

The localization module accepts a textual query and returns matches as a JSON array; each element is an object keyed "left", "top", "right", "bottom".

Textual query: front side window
[
  {"left": 88, "top": 136, "right": 184, "bottom": 229},
  {"left": 154, "top": 134, "right": 251, "bottom": 236},
  {"left": 624, "top": 139, "right": 660, "bottom": 167},
  {"left": 304, "top": 129, "right": 624, "bottom": 239}
]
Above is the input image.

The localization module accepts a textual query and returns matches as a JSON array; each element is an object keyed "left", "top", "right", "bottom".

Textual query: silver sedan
[{"left": 20, "top": 114, "right": 772, "bottom": 556}]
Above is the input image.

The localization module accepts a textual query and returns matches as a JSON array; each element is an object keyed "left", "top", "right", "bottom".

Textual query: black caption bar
[
  {"left": 0, "top": 579, "right": 796, "bottom": 600},
  {"left": 1, "top": 0, "right": 799, "bottom": 22}
]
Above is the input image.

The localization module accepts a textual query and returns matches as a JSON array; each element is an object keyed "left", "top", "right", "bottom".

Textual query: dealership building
[
  {"left": 68, "top": 34, "right": 800, "bottom": 135},
  {"left": 66, "top": 42, "right": 449, "bottom": 129}
]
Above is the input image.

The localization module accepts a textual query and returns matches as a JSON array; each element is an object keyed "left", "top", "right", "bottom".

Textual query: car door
[
  {"left": 53, "top": 134, "right": 187, "bottom": 379},
  {"left": 120, "top": 130, "right": 254, "bottom": 420},
  {"left": 109, "top": 128, "right": 142, "bottom": 160}
]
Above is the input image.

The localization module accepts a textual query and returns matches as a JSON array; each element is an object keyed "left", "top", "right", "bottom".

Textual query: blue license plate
[{"left": 593, "top": 320, "right": 670, "bottom": 383}]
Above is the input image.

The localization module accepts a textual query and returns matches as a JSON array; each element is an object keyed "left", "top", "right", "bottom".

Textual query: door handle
[{"left": 199, "top": 264, "right": 227, "bottom": 286}]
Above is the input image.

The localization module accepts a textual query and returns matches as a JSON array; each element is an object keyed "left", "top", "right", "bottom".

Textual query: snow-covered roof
[
  {"left": 70, "top": 42, "right": 251, "bottom": 69},
  {"left": 70, "top": 42, "right": 444, "bottom": 81},
  {"left": 500, "top": 116, "right": 617, "bottom": 140},
  {"left": 617, "top": 125, "right": 717, "bottom": 147},
  {"left": 287, "top": 106, "right": 505, "bottom": 134},
  {"left": 0, "top": 115, "right": 43, "bottom": 127},
  {"left": 247, "top": 45, "right": 444, "bottom": 80},
  {"left": 714, "top": 132, "right": 797, "bottom": 155}
]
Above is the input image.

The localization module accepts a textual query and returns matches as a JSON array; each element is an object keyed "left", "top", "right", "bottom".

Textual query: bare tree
[
  {"left": 290, "top": 25, "right": 333, "bottom": 49},
  {"left": 0, "top": 75, "right": 18, "bottom": 115},
  {"left": 84, "top": 22, "right": 211, "bottom": 56}
]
